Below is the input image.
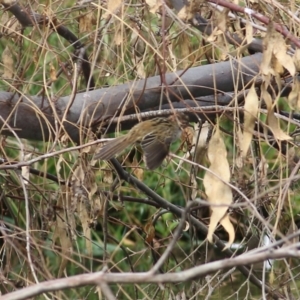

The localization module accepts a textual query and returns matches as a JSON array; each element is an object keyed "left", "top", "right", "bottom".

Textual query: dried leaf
[
  {"left": 77, "top": 200, "right": 92, "bottom": 256},
  {"left": 0, "top": 13, "right": 21, "bottom": 39},
  {"left": 262, "top": 89, "right": 292, "bottom": 141},
  {"left": 207, "top": 27, "right": 222, "bottom": 42},
  {"left": 136, "top": 60, "right": 146, "bottom": 78},
  {"left": 53, "top": 216, "right": 73, "bottom": 277},
  {"left": 288, "top": 79, "right": 300, "bottom": 110},
  {"left": 216, "top": 9, "right": 228, "bottom": 33},
  {"left": 49, "top": 63, "right": 57, "bottom": 81},
  {"left": 177, "top": 6, "right": 189, "bottom": 21},
  {"left": 55, "top": 155, "right": 64, "bottom": 182},
  {"left": 144, "top": 222, "right": 155, "bottom": 243},
  {"left": 176, "top": 33, "right": 191, "bottom": 69},
  {"left": 52, "top": 187, "right": 74, "bottom": 277},
  {"left": 2, "top": 46, "right": 14, "bottom": 79},
  {"left": 261, "top": 23, "right": 295, "bottom": 76},
  {"left": 236, "top": 127, "right": 244, "bottom": 168},
  {"left": 78, "top": 11, "right": 95, "bottom": 34},
  {"left": 122, "top": 238, "right": 135, "bottom": 246},
  {"left": 194, "top": 121, "right": 211, "bottom": 166},
  {"left": 114, "top": 23, "right": 123, "bottom": 46},
  {"left": 145, "top": 0, "right": 161, "bottom": 14},
  {"left": 131, "top": 28, "right": 146, "bottom": 58},
  {"left": 251, "top": 154, "right": 268, "bottom": 185},
  {"left": 203, "top": 128, "right": 235, "bottom": 248},
  {"left": 245, "top": 20, "right": 253, "bottom": 44},
  {"left": 168, "top": 43, "right": 177, "bottom": 71},
  {"left": 104, "top": 0, "right": 122, "bottom": 19},
  {"left": 273, "top": 41, "right": 295, "bottom": 77},
  {"left": 21, "top": 154, "right": 32, "bottom": 185},
  {"left": 191, "top": 173, "right": 198, "bottom": 201},
  {"left": 183, "top": 220, "right": 190, "bottom": 232},
  {"left": 261, "top": 27, "right": 276, "bottom": 76},
  {"left": 241, "top": 84, "right": 258, "bottom": 157},
  {"left": 103, "top": 169, "right": 113, "bottom": 184},
  {"left": 71, "top": 159, "right": 101, "bottom": 257},
  {"left": 293, "top": 49, "right": 300, "bottom": 71}
]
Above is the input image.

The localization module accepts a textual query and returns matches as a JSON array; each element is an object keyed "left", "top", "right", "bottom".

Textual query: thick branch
[
  {"left": 0, "top": 54, "right": 262, "bottom": 142},
  {"left": 2, "top": 247, "right": 294, "bottom": 300}
]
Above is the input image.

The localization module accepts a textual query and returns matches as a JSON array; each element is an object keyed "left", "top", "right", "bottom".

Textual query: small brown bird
[{"left": 94, "top": 113, "right": 189, "bottom": 170}]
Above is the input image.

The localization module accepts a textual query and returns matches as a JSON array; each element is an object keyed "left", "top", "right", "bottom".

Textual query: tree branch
[
  {"left": 2, "top": 246, "right": 294, "bottom": 300},
  {"left": 0, "top": 54, "right": 262, "bottom": 142}
]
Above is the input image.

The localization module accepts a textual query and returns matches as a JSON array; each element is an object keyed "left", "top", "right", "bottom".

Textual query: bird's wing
[{"left": 141, "top": 134, "right": 171, "bottom": 170}]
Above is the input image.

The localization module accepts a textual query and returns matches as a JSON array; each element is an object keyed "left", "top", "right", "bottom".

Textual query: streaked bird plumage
[{"left": 94, "top": 114, "right": 189, "bottom": 169}]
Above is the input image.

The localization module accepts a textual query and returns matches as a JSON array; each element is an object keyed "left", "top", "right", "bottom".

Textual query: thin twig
[
  {"left": 150, "top": 201, "right": 194, "bottom": 274},
  {"left": 98, "top": 282, "right": 116, "bottom": 300}
]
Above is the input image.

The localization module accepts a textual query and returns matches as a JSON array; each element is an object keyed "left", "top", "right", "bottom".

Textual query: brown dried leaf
[
  {"left": 78, "top": 11, "right": 94, "bottom": 34},
  {"left": 144, "top": 222, "right": 155, "bottom": 244},
  {"left": 136, "top": 60, "right": 146, "bottom": 78},
  {"left": 261, "top": 23, "right": 295, "bottom": 76},
  {"left": 77, "top": 200, "right": 92, "bottom": 256},
  {"left": 194, "top": 121, "right": 211, "bottom": 166},
  {"left": 288, "top": 79, "right": 300, "bottom": 110},
  {"left": 236, "top": 127, "right": 243, "bottom": 168},
  {"left": 241, "top": 84, "right": 258, "bottom": 157},
  {"left": 21, "top": 154, "right": 32, "bottom": 184},
  {"left": 146, "top": 0, "right": 161, "bottom": 14},
  {"left": 183, "top": 220, "right": 190, "bottom": 232},
  {"left": 219, "top": 214, "right": 235, "bottom": 246},
  {"left": 177, "top": 6, "right": 189, "bottom": 21},
  {"left": 71, "top": 160, "right": 99, "bottom": 257},
  {"left": 177, "top": 0, "right": 202, "bottom": 21},
  {"left": 108, "top": 0, "right": 122, "bottom": 11},
  {"left": 55, "top": 155, "right": 64, "bottom": 182},
  {"left": 168, "top": 43, "right": 177, "bottom": 71},
  {"left": 2, "top": 46, "right": 14, "bottom": 79},
  {"left": 104, "top": 0, "right": 122, "bottom": 19},
  {"left": 183, "top": 125, "right": 194, "bottom": 151},
  {"left": 103, "top": 169, "right": 113, "bottom": 184},
  {"left": 245, "top": 20, "right": 253, "bottom": 44},
  {"left": 53, "top": 187, "right": 74, "bottom": 277},
  {"left": 203, "top": 128, "right": 235, "bottom": 248},
  {"left": 207, "top": 27, "right": 222, "bottom": 42},
  {"left": 176, "top": 124, "right": 195, "bottom": 171},
  {"left": 131, "top": 28, "right": 146, "bottom": 58},
  {"left": 53, "top": 217, "right": 73, "bottom": 277},
  {"left": 261, "top": 27, "right": 276, "bottom": 76},
  {"left": 49, "top": 63, "right": 57, "bottom": 81},
  {"left": 294, "top": 49, "right": 300, "bottom": 71},
  {"left": 262, "top": 89, "right": 292, "bottom": 141},
  {"left": 191, "top": 173, "right": 198, "bottom": 201},
  {"left": 0, "top": 13, "right": 21, "bottom": 39},
  {"left": 21, "top": 166, "right": 30, "bottom": 184},
  {"left": 114, "top": 23, "right": 123, "bottom": 46},
  {"left": 216, "top": 9, "right": 228, "bottom": 33},
  {"left": 176, "top": 33, "right": 191, "bottom": 69},
  {"left": 253, "top": 154, "right": 268, "bottom": 185},
  {"left": 273, "top": 41, "right": 295, "bottom": 77}
]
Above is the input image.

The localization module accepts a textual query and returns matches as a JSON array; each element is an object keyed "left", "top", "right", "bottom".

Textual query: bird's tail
[{"left": 94, "top": 136, "right": 131, "bottom": 160}]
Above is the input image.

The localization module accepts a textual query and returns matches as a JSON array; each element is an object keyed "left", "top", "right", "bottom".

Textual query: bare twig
[{"left": 1, "top": 246, "right": 294, "bottom": 300}]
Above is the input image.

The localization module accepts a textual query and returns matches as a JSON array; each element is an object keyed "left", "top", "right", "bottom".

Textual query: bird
[{"left": 94, "top": 113, "right": 189, "bottom": 170}]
